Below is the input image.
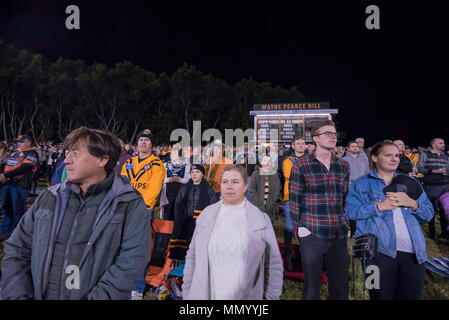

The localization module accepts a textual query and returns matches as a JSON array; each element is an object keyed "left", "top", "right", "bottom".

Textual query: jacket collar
[
  {"left": 368, "top": 169, "right": 398, "bottom": 181},
  {"left": 47, "top": 171, "right": 138, "bottom": 201}
]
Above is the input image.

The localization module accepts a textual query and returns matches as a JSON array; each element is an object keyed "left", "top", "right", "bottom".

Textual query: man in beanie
[
  {"left": 121, "top": 129, "right": 165, "bottom": 299},
  {"left": 0, "top": 134, "right": 39, "bottom": 240},
  {"left": 169, "top": 164, "right": 218, "bottom": 260}
]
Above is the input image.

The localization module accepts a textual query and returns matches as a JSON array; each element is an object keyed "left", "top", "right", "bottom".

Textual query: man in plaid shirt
[{"left": 289, "top": 120, "right": 350, "bottom": 300}]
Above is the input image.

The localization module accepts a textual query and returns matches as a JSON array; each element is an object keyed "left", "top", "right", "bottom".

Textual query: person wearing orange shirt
[
  {"left": 121, "top": 129, "right": 165, "bottom": 299},
  {"left": 204, "top": 143, "right": 232, "bottom": 197},
  {"left": 282, "top": 135, "right": 306, "bottom": 270}
]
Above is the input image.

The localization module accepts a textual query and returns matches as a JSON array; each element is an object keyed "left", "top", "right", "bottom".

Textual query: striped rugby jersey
[{"left": 121, "top": 153, "right": 166, "bottom": 210}]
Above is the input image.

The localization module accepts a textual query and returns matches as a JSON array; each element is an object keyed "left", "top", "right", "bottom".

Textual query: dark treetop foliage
[{"left": 0, "top": 38, "right": 306, "bottom": 145}]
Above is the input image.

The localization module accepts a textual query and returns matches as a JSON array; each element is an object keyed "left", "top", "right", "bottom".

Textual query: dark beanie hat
[
  {"left": 136, "top": 130, "right": 154, "bottom": 145},
  {"left": 190, "top": 164, "right": 205, "bottom": 175}
]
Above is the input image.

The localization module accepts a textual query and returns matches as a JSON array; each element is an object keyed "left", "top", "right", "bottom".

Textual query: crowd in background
[{"left": 0, "top": 127, "right": 448, "bottom": 300}]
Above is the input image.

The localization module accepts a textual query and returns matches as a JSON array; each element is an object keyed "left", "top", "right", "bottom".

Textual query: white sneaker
[{"left": 131, "top": 290, "right": 143, "bottom": 300}]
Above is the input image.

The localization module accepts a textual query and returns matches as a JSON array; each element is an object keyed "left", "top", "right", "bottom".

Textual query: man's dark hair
[
  {"left": 291, "top": 135, "right": 305, "bottom": 144},
  {"left": 64, "top": 127, "right": 121, "bottom": 174},
  {"left": 347, "top": 140, "right": 358, "bottom": 148},
  {"left": 311, "top": 120, "right": 336, "bottom": 138}
]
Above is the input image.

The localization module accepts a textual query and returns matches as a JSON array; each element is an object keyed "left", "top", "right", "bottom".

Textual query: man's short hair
[
  {"left": 64, "top": 127, "right": 121, "bottom": 174},
  {"left": 347, "top": 140, "right": 358, "bottom": 148},
  {"left": 291, "top": 135, "right": 305, "bottom": 144},
  {"left": 311, "top": 120, "right": 336, "bottom": 138},
  {"left": 430, "top": 138, "right": 442, "bottom": 146}
]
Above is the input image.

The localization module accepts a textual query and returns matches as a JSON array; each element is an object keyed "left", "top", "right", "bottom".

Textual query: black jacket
[
  {"left": 396, "top": 153, "right": 413, "bottom": 175},
  {"left": 169, "top": 179, "right": 218, "bottom": 260}
]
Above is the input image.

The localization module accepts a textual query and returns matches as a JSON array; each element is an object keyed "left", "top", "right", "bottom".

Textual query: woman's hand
[
  {"left": 386, "top": 192, "right": 419, "bottom": 210},
  {"left": 378, "top": 198, "right": 399, "bottom": 212}
]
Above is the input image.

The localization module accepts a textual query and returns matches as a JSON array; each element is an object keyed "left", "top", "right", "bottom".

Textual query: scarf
[{"left": 191, "top": 178, "right": 212, "bottom": 218}]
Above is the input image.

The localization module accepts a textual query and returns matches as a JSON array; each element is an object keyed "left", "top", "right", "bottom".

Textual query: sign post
[{"left": 250, "top": 102, "right": 338, "bottom": 144}]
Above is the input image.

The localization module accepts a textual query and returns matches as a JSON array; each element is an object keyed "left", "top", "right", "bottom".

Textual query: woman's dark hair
[
  {"left": 221, "top": 164, "right": 249, "bottom": 184},
  {"left": 370, "top": 140, "right": 399, "bottom": 170},
  {"left": 64, "top": 127, "right": 121, "bottom": 174}
]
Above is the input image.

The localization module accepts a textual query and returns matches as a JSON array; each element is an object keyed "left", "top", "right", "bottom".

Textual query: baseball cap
[{"left": 16, "top": 134, "right": 33, "bottom": 144}]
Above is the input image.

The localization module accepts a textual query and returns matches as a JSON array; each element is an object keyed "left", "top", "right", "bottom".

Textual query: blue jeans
[
  {"left": 1, "top": 185, "right": 29, "bottom": 234},
  {"left": 283, "top": 201, "right": 294, "bottom": 263},
  {"left": 133, "top": 209, "right": 154, "bottom": 293},
  {"left": 284, "top": 201, "right": 294, "bottom": 232}
]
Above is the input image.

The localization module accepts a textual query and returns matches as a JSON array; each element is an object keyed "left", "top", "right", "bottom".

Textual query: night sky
[{"left": 0, "top": 0, "right": 448, "bottom": 147}]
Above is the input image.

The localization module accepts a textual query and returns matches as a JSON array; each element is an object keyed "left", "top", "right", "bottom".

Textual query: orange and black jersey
[
  {"left": 0, "top": 148, "right": 39, "bottom": 190},
  {"left": 282, "top": 154, "right": 305, "bottom": 201},
  {"left": 121, "top": 154, "right": 165, "bottom": 210}
]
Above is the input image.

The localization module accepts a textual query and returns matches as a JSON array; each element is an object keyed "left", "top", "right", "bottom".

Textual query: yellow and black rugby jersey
[
  {"left": 121, "top": 154, "right": 166, "bottom": 210},
  {"left": 282, "top": 155, "right": 303, "bottom": 201}
]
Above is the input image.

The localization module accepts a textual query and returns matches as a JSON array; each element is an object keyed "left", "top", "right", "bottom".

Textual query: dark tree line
[{"left": 0, "top": 38, "right": 306, "bottom": 144}]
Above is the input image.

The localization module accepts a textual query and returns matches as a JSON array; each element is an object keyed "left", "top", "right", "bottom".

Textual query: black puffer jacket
[
  {"left": 169, "top": 179, "right": 218, "bottom": 260},
  {"left": 396, "top": 153, "right": 413, "bottom": 175}
]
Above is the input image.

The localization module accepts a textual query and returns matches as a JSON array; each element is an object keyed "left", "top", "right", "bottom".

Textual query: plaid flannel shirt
[{"left": 289, "top": 153, "right": 350, "bottom": 239}]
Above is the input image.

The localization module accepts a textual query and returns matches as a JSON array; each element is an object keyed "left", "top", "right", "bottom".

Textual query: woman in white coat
[{"left": 182, "top": 164, "right": 284, "bottom": 300}]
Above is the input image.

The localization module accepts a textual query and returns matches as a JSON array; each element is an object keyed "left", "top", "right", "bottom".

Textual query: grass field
[
  {"left": 272, "top": 214, "right": 449, "bottom": 300},
  {"left": 0, "top": 180, "right": 448, "bottom": 300}
]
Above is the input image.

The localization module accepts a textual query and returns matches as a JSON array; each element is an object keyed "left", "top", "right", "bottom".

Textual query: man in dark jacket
[
  {"left": 394, "top": 140, "right": 414, "bottom": 176},
  {"left": 0, "top": 134, "right": 39, "bottom": 240},
  {"left": 114, "top": 138, "right": 132, "bottom": 175},
  {"left": 417, "top": 138, "right": 449, "bottom": 239},
  {"left": 0, "top": 127, "right": 151, "bottom": 300},
  {"left": 169, "top": 164, "right": 218, "bottom": 260}
]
